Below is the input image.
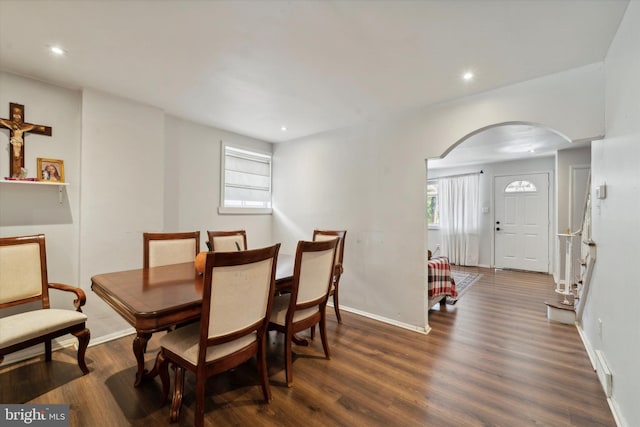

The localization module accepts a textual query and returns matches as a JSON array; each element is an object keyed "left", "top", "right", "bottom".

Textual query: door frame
[{"left": 491, "top": 170, "right": 554, "bottom": 273}]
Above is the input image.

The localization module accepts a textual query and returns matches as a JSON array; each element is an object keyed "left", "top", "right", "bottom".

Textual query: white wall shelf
[{"left": 1, "top": 180, "right": 69, "bottom": 204}]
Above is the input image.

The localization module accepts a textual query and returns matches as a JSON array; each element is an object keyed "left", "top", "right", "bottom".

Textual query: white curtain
[{"left": 439, "top": 174, "right": 480, "bottom": 266}]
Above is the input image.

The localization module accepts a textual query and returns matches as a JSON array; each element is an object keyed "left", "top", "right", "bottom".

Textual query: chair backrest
[
  {"left": 313, "top": 229, "right": 346, "bottom": 267},
  {"left": 198, "top": 244, "right": 280, "bottom": 361},
  {"left": 206, "top": 230, "right": 247, "bottom": 252},
  {"left": 0, "top": 234, "right": 50, "bottom": 309},
  {"left": 143, "top": 231, "right": 200, "bottom": 268},
  {"left": 288, "top": 239, "right": 338, "bottom": 315}
]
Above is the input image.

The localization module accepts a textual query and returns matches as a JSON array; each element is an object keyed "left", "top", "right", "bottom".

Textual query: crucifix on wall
[{"left": 0, "top": 102, "right": 52, "bottom": 178}]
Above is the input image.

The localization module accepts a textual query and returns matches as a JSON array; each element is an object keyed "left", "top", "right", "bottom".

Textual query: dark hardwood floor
[{"left": 1, "top": 267, "right": 615, "bottom": 426}]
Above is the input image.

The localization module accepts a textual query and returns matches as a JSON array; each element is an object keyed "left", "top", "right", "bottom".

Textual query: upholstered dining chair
[
  {"left": 143, "top": 231, "right": 200, "bottom": 268},
  {"left": 142, "top": 231, "right": 201, "bottom": 351},
  {"left": 158, "top": 244, "right": 280, "bottom": 427},
  {"left": 268, "top": 239, "right": 338, "bottom": 387},
  {"left": 312, "top": 229, "right": 347, "bottom": 323},
  {"left": 0, "top": 234, "right": 90, "bottom": 375},
  {"left": 206, "top": 229, "right": 247, "bottom": 252}
]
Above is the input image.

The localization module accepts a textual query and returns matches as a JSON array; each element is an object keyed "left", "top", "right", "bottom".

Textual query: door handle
[
  {"left": 496, "top": 221, "right": 500, "bottom": 224},
  {"left": 496, "top": 227, "right": 501, "bottom": 231}
]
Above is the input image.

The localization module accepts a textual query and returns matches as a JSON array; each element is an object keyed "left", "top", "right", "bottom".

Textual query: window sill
[
  {"left": 428, "top": 224, "right": 441, "bottom": 230},
  {"left": 218, "top": 207, "right": 273, "bottom": 215}
]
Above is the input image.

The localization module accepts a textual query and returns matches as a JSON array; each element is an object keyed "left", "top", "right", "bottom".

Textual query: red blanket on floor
[{"left": 428, "top": 256, "right": 458, "bottom": 298}]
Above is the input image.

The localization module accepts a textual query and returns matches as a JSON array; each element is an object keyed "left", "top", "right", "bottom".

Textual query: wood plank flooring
[{"left": 0, "top": 267, "right": 615, "bottom": 426}]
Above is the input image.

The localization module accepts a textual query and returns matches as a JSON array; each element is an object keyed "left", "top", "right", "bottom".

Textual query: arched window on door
[{"left": 504, "top": 180, "right": 537, "bottom": 193}]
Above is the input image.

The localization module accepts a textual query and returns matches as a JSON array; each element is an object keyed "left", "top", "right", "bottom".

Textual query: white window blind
[{"left": 220, "top": 143, "right": 272, "bottom": 214}]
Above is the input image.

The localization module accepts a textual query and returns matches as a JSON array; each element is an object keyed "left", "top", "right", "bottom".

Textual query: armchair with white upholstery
[{"left": 0, "top": 234, "right": 90, "bottom": 374}]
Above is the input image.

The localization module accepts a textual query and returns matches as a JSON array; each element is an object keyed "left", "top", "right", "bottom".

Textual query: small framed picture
[{"left": 37, "top": 158, "right": 65, "bottom": 183}]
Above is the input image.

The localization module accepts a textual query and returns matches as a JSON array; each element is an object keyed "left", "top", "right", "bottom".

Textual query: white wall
[
  {"left": 586, "top": 3, "right": 640, "bottom": 426},
  {"left": 0, "top": 73, "right": 82, "bottom": 310},
  {"left": 428, "top": 155, "right": 556, "bottom": 269},
  {"left": 164, "top": 115, "right": 274, "bottom": 249},
  {"left": 79, "top": 89, "right": 166, "bottom": 339},
  {"left": 273, "top": 64, "right": 605, "bottom": 331},
  {"left": 555, "top": 147, "right": 591, "bottom": 282}
]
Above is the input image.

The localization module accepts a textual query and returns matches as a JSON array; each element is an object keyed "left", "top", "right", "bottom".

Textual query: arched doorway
[{"left": 427, "top": 122, "right": 589, "bottom": 275}]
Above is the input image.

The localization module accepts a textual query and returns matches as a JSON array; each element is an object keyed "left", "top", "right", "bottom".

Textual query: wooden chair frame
[
  {"left": 206, "top": 229, "right": 247, "bottom": 252},
  {"left": 268, "top": 239, "right": 338, "bottom": 387},
  {"left": 0, "top": 234, "right": 90, "bottom": 374},
  {"left": 143, "top": 231, "right": 201, "bottom": 268},
  {"left": 313, "top": 229, "right": 347, "bottom": 323},
  {"left": 158, "top": 244, "right": 280, "bottom": 427}
]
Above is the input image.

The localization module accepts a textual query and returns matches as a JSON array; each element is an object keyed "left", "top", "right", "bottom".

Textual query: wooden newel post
[{"left": 0, "top": 103, "right": 52, "bottom": 177}]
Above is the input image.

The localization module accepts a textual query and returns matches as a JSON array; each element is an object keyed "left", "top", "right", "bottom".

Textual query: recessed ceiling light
[
  {"left": 49, "top": 46, "right": 66, "bottom": 55},
  {"left": 281, "top": 126, "right": 287, "bottom": 131},
  {"left": 462, "top": 71, "right": 474, "bottom": 81}
]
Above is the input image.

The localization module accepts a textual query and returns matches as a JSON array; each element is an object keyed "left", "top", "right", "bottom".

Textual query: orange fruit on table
[{"left": 195, "top": 251, "right": 207, "bottom": 274}]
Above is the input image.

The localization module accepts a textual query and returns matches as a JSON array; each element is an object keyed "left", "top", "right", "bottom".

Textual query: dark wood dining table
[{"left": 91, "top": 253, "right": 294, "bottom": 386}]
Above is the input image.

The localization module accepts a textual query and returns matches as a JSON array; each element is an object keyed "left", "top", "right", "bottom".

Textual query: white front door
[{"left": 494, "top": 173, "right": 549, "bottom": 272}]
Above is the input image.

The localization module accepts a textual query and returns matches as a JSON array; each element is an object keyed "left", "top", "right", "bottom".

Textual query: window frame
[
  {"left": 427, "top": 180, "right": 440, "bottom": 229},
  {"left": 219, "top": 142, "right": 273, "bottom": 215},
  {"left": 504, "top": 180, "right": 538, "bottom": 193}
]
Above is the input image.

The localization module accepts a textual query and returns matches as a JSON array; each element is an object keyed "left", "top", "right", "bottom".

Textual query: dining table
[{"left": 91, "top": 252, "right": 294, "bottom": 386}]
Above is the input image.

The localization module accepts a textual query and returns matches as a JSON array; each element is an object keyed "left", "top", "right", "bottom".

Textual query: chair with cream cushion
[
  {"left": 142, "top": 231, "right": 201, "bottom": 350},
  {"left": 206, "top": 229, "right": 247, "bottom": 252},
  {"left": 143, "top": 231, "right": 200, "bottom": 268},
  {"left": 312, "top": 229, "right": 347, "bottom": 323},
  {"left": 158, "top": 244, "right": 280, "bottom": 427},
  {"left": 268, "top": 239, "right": 338, "bottom": 387},
  {"left": 0, "top": 234, "right": 90, "bottom": 375}
]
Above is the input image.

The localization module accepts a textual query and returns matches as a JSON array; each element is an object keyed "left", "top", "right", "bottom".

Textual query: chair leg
[
  {"left": 319, "top": 314, "right": 331, "bottom": 360},
  {"left": 158, "top": 352, "right": 170, "bottom": 406},
  {"left": 72, "top": 328, "right": 91, "bottom": 374},
  {"left": 170, "top": 365, "right": 185, "bottom": 423},
  {"left": 45, "top": 339, "right": 52, "bottom": 362},
  {"left": 285, "top": 331, "right": 294, "bottom": 387},
  {"left": 194, "top": 374, "right": 206, "bottom": 427},
  {"left": 332, "top": 283, "right": 342, "bottom": 323},
  {"left": 257, "top": 336, "right": 272, "bottom": 402}
]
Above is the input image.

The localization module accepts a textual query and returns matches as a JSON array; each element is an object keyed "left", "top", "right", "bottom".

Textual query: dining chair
[
  {"left": 0, "top": 234, "right": 90, "bottom": 375},
  {"left": 143, "top": 231, "right": 200, "bottom": 268},
  {"left": 142, "top": 231, "right": 201, "bottom": 351},
  {"left": 268, "top": 238, "right": 338, "bottom": 387},
  {"left": 312, "top": 229, "right": 347, "bottom": 323},
  {"left": 206, "top": 229, "right": 247, "bottom": 252},
  {"left": 158, "top": 244, "right": 280, "bottom": 427}
]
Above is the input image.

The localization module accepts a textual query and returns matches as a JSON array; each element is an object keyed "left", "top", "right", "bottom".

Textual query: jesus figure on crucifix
[
  {"left": 0, "top": 119, "right": 37, "bottom": 159},
  {"left": 0, "top": 103, "right": 52, "bottom": 177}
]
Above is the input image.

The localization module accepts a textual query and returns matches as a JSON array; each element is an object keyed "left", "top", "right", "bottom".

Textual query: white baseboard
[
  {"left": 595, "top": 350, "right": 613, "bottom": 398},
  {"left": 327, "top": 302, "right": 431, "bottom": 335},
  {"left": 575, "top": 323, "right": 624, "bottom": 427},
  {"left": 88, "top": 328, "right": 136, "bottom": 347}
]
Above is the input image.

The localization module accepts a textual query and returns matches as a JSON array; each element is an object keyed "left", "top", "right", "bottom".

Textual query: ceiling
[
  {"left": 427, "top": 123, "right": 591, "bottom": 169},
  {"left": 0, "top": 0, "right": 628, "bottom": 157}
]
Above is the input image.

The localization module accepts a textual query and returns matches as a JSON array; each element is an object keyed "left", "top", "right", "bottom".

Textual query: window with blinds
[{"left": 220, "top": 143, "right": 272, "bottom": 214}]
